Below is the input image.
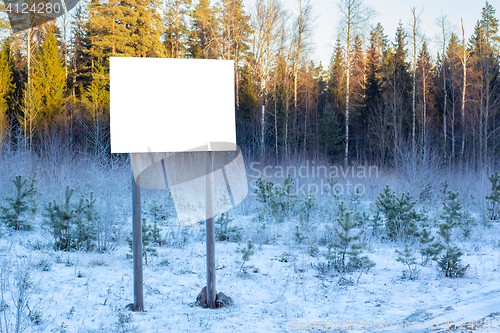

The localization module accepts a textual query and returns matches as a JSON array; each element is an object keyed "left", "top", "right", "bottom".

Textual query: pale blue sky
[{"left": 277, "top": 0, "right": 493, "bottom": 67}]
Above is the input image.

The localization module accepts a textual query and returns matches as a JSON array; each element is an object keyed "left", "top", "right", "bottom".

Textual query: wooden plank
[
  {"left": 131, "top": 155, "right": 144, "bottom": 311},
  {"left": 206, "top": 151, "right": 216, "bottom": 309}
]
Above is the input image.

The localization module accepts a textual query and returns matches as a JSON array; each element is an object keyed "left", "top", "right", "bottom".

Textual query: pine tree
[
  {"left": 187, "top": 0, "right": 217, "bottom": 59},
  {"left": 442, "top": 190, "right": 462, "bottom": 221},
  {"left": 164, "top": 0, "right": 192, "bottom": 58},
  {"left": 418, "top": 228, "right": 443, "bottom": 266},
  {"left": 395, "top": 244, "right": 417, "bottom": 279},
  {"left": 127, "top": 218, "right": 156, "bottom": 264},
  {"left": 437, "top": 217, "right": 469, "bottom": 277},
  {"left": 239, "top": 239, "right": 255, "bottom": 273},
  {"left": 0, "top": 175, "right": 37, "bottom": 230},
  {"left": 31, "top": 23, "right": 66, "bottom": 132},
  {"left": 44, "top": 186, "right": 97, "bottom": 251},
  {"left": 0, "top": 41, "right": 15, "bottom": 148},
  {"left": 331, "top": 210, "right": 365, "bottom": 272},
  {"left": 376, "top": 185, "right": 422, "bottom": 240}
]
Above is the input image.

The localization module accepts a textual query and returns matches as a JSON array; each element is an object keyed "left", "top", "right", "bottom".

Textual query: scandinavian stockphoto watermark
[
  {"left": 289, "top": 318, "right": 500, "bottom": 330},
  {"left": 249, "top": 161, "right": 379, "bottom": 197}
]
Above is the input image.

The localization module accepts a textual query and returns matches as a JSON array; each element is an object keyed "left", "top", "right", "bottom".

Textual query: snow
[{"left": 1, "top": 213, "right": 500, "bottom": 333}]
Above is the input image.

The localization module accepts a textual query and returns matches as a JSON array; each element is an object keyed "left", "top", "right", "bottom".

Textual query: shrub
[
  {"left": 325, "top": 206, "right": 375, "bottom": 277},
  {"left": 238, "top": 239, "right": 255, "bottom": 273},
  {"left": 376, "top": 185, "right": 423, "bottom": 240},
  {"left": 418, "top": 228, "right": 443, "bottom": 266},
  {"left": 127, "top": 218, "right": 157, "bottom": 264},
  {"left": 436, "top": 217, "right": 469, "bottom": 278},
  {"left": 0, "top": 174, "right": 38, "bottom": 230},
  {"left": 396, "top": 244, "right": 418, "bottom": 279},
  {"left": 215, "top": 212, "right": 241, "bottom": 242},
  {"left": 43, "top": 186, "right": 97, "bottom": 251}
]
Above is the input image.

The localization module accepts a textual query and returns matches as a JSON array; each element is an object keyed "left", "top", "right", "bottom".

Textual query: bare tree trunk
[
  {"left": 260, "top": 80, "right": 266, "bottom": 159},
  {"left": 460, "top": 18, "right": 468, "bottom": 162},
  {"left": 411, "top": 7, "right": 417, "bottom": 157},
  {"left": 439, "top": 13, "right": 448, "bottom": 161},
  {"left": 339, "top": 0, "right": 371, "bottom": 166}
]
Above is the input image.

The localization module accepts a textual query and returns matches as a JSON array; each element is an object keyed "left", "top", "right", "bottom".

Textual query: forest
[{"left": 0, "top": 0, "right": 498, "bottom": 168}]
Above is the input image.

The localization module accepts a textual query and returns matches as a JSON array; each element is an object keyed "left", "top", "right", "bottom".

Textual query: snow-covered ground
[
  {"left": 2, "top": 213, "right": 500, "bottom": 333},
  {"left": 1, "top": 152, "right": 499, "bottom": 333}
]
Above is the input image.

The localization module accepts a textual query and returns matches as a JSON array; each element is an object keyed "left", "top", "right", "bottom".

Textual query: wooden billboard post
[
  {"left": 205, "top": 151, "right": 216, "bottom": 308},
  {"left": 131, "top": 155, "right": 144, "bottom": 311}
]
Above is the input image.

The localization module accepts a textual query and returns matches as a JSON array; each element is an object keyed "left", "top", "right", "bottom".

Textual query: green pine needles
[
  {"left": 436, "top": 217, "right": 469, "bottom": 278},
  {"left": 127, "top": 218, "right": 158, "bottom": 264},
  {"left": 1, "top": 173, "right": 38, "bottom": 230},
  {"left": 376, "top": 185, "right": 423, "bottom": 240},
  {"left": 43, "top": 186, "right": 97, "bottom": 251},
  {"left": 238, "top": 239, "right": 255, "bottom": 273},
  {"left": 324, "top": 204, "right": 375, "bottom": 279},
  {"left": 395, "top": 244, "right": 418, "bottom": 279},
  {"left": 419, "top": 228, "right": 444, "bottom": 266},
  {"left": 215, "top": 212, "right": 242, "bottom": 242}
]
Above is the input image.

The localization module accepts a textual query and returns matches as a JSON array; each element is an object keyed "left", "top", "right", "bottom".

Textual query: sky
[{"left": 278, "top": 0, "right": 493, "bottom": 67}]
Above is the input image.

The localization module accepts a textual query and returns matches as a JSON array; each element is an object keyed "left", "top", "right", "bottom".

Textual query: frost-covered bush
[
  {"left": 0, "top": 174, "right": 38, "bottom": 230},
  {"left": 253, "top": 174, "right": 296, "bottom": 223},
  {"left": 376, "top": 185, "right": 424, "bottom": 240},
  {"left": 436, "top": 217, "right": 469, "bottom": 278},
  {"left": 43, "top": 186, "right": 97, "bottom": 251},
  {"left": 215, "top": 212, "right": 242, "bottom": 242}
]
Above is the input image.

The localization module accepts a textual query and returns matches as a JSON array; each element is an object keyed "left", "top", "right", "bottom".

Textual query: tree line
[{"left": 0, "top": 0, "right": 499, "bottom": 168}]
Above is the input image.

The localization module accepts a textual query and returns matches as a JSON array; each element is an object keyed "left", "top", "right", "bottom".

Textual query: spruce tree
[{"left": 318, "top": 102, "right": 343, "bottom": 162}]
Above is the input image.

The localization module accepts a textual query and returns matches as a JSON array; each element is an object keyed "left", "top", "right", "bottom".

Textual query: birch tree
[
  {"left": 338, "top": 0, "right": 372, "bottom": 166},
  {"left": 249, "top": 0, "right": 287, "bottom": 159}
]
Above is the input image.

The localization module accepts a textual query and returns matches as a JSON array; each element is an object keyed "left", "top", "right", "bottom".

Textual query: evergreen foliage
[
  {"left": 0, "top": 174, "right": 38, "bottom": 230},
  {"left": 215, "top": 212, "right": 242, "bottom": 242},
  {"left": 395, "top": 244, "right": 417, "bottom": 279},
  {"left": 31, "top": 24, "right": 66, "bottom": 130},
  {"left": 254, "top": 174, "right": 296, "bottom": 223},
  {"left": 127, "top": 218, "right": 157, "bottom": 264},
  {"left": 418, "top": 228, "right": 443, "bottom": 265},
  {"left": 436, "top": 217, "right": 469, "bottom": 277},
  {"left": 0, "top": 41, "right": 15, "bottom": 142},
  {"left": 238, "top": 239, "right": 255, "bottom": 273},
  {"left": 43, "top": 186, "right": 97, "bottom": 251},
  {"left": 376, "top": 185, "right": 423, "bottom": 240},
  {"left": 325, "top": 207, "right": 375, "bottom": 276}
]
